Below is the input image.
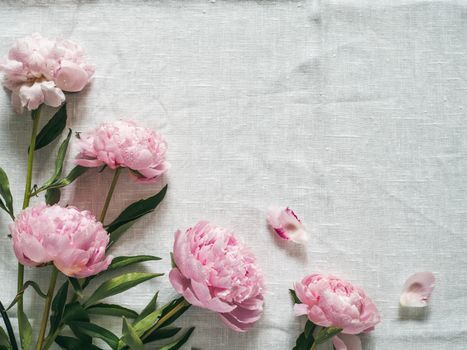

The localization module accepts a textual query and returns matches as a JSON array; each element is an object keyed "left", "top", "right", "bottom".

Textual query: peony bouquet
[
  {"left": 0, "top": 33, "right": 195, "bottom": 350},
  {"left": 0, "top": 33, "right": 432, "bottom": 350}
]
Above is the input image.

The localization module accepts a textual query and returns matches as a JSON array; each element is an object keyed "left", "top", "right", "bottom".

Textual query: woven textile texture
[{"left": 0, "top": 0, "right": 466, "bottom": 348}]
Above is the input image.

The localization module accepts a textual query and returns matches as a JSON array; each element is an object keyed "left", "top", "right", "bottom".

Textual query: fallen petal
[
  {"left": 400, "top": 272, "right": 435, "bottom": 308},
  {"left": 267, "top": 206, "right": 308, "bottom": 244}
]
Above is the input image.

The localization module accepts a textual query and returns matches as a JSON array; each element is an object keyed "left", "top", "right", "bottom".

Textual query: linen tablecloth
[{"left": 0, "top": 1, "right": 466, "bottom": 349}]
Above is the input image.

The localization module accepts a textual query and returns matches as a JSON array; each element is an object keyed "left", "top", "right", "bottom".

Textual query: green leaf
[
  {"left": 0, "top": 167, "right": 13, "bottom": 216},
  {"left": 107, "top": 221, "right": 136, "bottom": 249},
  {"left": 289, "top": 289, "right": 301, "bottom": 304},
  {"left": 68, "top": 278, "right": 83, "bottom": 298},
  {"left": 62, "top": 302, "right": 89, "bottom": 325},
  {"left": 7, "top": 280, "right": 47, "bottom": 311},
  {"left": 156, "top": 297, "right": 191, "bottom": 329},
  {"left": 107, "top": 185, "right": 167, "bottom": 245},
  {"left": 0, "top": 326, "right": 10, "bottom": 347},
  {"left": 49, "top": 282, "right": 69, "bottom": 335},
  {"left": 292, "top": 321, "right": 316, "bottom": 350},
  {"left": 47, "top": 166, "right": 89, "bottom": 190},
  {"left": 55, "top": 336, "right": 102, "bottom": 350},
  {"left": 35, "top": 103, "right": 67, "bottom": 150},
  {"left": 133, "top": 308, "right": 163, "bottom": 338},
  {"left": 158, "top": 327, "right": 194, "bottom": 350},
  {"left": 314, "top": 327, "right": 342, "bottom": 345},
  {"left": 107, "top": 255, "right": 161, "bottom": 272},
  {"left": 134, "top": 297, "right": 190, "bottom": 341},
  {"left": 39, "top": 129, "right": 72, "bottom": 190},
  {"left": 134, "top": 291, "right": 158, "bottom": 324},
  {"left": 122, "top": 318, "right": 143, "bottom": 350},
  {"left": 68, "top": 322, "right": 119, "bottom": 349},
  {"left": 18, "top": 309, "right": 32, "bottom": 350},
  {"left": 143, "top": 327, "right": 181, "bottom": 344},
  {"left": 83, "top": 273, "right": 163, "bottom": 308},
  {"left": 87, "top": 304, "right": 138, "bottom": 319},
  {"left": 45, "top": 188, "right": 61, "bottom": 205},
  {"left": 170, "top": 252, "right": 177, "bottom": 269}
]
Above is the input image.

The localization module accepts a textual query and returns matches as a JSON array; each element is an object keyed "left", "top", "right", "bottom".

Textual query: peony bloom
[
  {"left": 75, "top": 120, "right": 169, "bottom": 183},
  {"left": 267, "top": 206, "right": 307, "bottom": 244},
  {"left": 169, "top": 221, "right": 265, "bottom": 332},
  {"left": 400, "top": 272, "right": 435, "bottom": 308},
  {"left": 10, "top": 203, "right": 111, "bottom": 278},
  {"left": 293, "top": 274, "right": 380, "bottom": 335},
  {"left": 0, "top": 33, "right": 94, "bottom": 113}
]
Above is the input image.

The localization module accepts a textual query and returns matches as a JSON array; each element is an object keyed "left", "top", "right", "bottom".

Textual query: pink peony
[
  {"left": 293, "top": 274, "right": 380, "bottom": 335},
  {"left": 0, "top": 33, "right": 94, "bottom": 113},
  {"left": 169, "top": 221, "right": 265, "bottom": 332},
  {"left": 75, "top": 120, "right": 169, "bottom": 183},
  {"left": 267, "top": 206, "right": 307, "bottom": 244},
  {"left": 10, "top": 203, "right": 111, "bottom": 278}
]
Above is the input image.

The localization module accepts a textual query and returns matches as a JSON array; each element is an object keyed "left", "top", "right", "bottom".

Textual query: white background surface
[{"left": 0, "top": 1, "right": 466, "bottom": 349}]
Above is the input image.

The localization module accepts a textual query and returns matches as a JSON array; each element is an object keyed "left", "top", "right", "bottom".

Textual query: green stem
[
  {"left": 0, "top": 301, "right": 19, "bottom": 350},
  {"left": 141, "top": 299, "right": 190, "bottom": 342},
  {"left": 35, "top": 267, "right": 58, "bottom": 350},
  {"left": 99, "top": 167, "right": 122, "bottom": 223},
  {"left": 18, "top": 106, "right": 42, "bottom": 343}
]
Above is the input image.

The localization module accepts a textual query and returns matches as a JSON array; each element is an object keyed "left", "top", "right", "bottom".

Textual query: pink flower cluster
[
  {"left": 75, "top": 120, "right": 169, "bottom": 183},
  {"left": 0, "top": 33, "right": 93, "bottom": 113},
  {"left": 294, "top": 274, "right": 380, "bottom": 334},
  {"left": 10, "top": 203, "right": 111, "bottom": 278},
  {"left": 169, "top": 221, "right": 265, "bottom": 332}
]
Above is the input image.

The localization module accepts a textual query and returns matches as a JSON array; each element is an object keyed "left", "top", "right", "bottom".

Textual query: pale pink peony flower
[
  {"left": 169, "top": 221, "right": 265, "bottom": 332},
  {"left": 293, "top": 274, "right": 380, "bottom": 335},
  {"left": 400, "top": 272, "right": 435, "bottom": 308},
  {"left": 75, "top": 120, "right": 169, "bottom": 183},
  {"left": 0, "top": 33, "right": 94, "bottom": 113},
  {"left": 10, "top": 203, "right": 111, "bottom": 278},
  {"left": 267, "top": 206, "right": 307, "bottom": 244}
]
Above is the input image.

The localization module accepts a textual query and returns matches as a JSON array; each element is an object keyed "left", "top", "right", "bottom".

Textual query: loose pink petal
[
  {"left": 332, "top": 334, "right": 362, "bottom": 350},
  {"left": 267, "top": 206, "right": 307, "bottom": 244},
  {"left": 400, "top": 272, "right": 435, "bottom": 308}
]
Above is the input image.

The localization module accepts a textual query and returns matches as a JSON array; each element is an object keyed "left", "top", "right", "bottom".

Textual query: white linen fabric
[{"left": 0, "top": 0, "right": 466, "bottom": 349}]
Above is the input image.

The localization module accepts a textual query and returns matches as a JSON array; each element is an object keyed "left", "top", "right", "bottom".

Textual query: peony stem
[
  {"left": 18, "top": 106, "right": 42, "bottom": 344},
  {"left": 99, "top": 167, "right": 122, "bottom": 223},
  {"left": 0, "top": 301, "right": 19, "bottom": 350},
  {"left": 141, "top": 299, "right": 190, "bottom": 342},
  {"left": 310, "top": 342, "right": 317, "bottom": 350},
  {"left": 35, "top": 267, "right": 58, "bottom": 350}
]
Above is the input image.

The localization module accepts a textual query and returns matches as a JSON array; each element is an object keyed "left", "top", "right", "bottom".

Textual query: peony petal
[
  {"left": 18, "top": 83, "right": 43, "bottom": 111},
  {"left": 219, "top": 313, "right": 252, "bottom": 332},
  {"left": 332, "top": 334, "right": 362, "bottom": 350},
  {"left": 54, "top": 60, "right": 89, "bottom": 92},
  {"left": 293, "top": 303, "right": 309, "bottom": 317},
  {"left": 267, "top": 206, "right": 307, "bottom": 244},
  {"left": 400, "top": 272, "right": 435, "bottom": 307},
  {"left": 169, "top": 268, "right": 189, "bottom": 294},
  {"left": 40, "top": 81, "right": 65, "bottom": 107}
]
